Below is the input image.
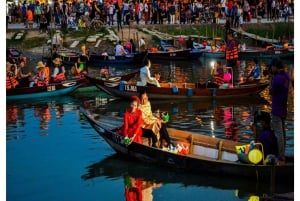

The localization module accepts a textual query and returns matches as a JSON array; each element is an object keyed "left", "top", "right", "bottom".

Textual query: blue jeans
[{"left": 271, "top": 114, "right": 286, "bottom": 160}]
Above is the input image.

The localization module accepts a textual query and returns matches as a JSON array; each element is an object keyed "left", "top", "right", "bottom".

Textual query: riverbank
[{"left": 6, "top": 19, "right": 294, "bottom": 57}]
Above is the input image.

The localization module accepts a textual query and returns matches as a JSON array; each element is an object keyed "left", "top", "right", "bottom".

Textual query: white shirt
[
  {"left": 139, "top": 66, "right": 160, "bottom": 87},
  {"left": 52, "top": 66, "right": 65, "bottom": 78},
  {"left": 115, "top": 44, "right": 125, "bottom": 56},
  {"left": 139, "top": 38, "right": 145, "bottom": 48}
]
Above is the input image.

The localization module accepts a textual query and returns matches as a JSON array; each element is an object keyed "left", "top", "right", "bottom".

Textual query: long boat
[
  {"left": 85, "top": 75, "right": 269, "bottom": 99},
  {"left": 147, "top": 40, "right": 201, "bottom": 60},
  {"left": 87, "top": 51, "right": 148, "bottom": 66},
  {"left": 147, "top": 48, "right": 193, "bottom": 61},
  {"left": 201, "top": 46, "right": 294, "bottom": 60},
  {"left": 42, "top": 47, "right": 81, "bottom": 66},
  {"left": 6, "top": 79, "right": 85, "bottom": 101},
  {"left": 81, "top": 111, "right": 294, "bottom": 181}
]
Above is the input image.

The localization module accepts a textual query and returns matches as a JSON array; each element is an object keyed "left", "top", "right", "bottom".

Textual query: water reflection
[
  {"left": 81, "top": 154, "right": 293, "bottom": 201},
  {"left": 6, "top": 96, "right": 81, "bottom": 140}
]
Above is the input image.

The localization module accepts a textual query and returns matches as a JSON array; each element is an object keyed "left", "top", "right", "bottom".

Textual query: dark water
[{"left": 6, "top": 58, "right": 294, "bottom": 201}]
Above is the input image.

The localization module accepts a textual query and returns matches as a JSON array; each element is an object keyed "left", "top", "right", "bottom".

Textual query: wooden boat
[
  {"left": 238, "top": 46, "right": 294, "bottom": 60},
  {"left": 81, "top": 111, "right": 294, "bottom": 181},
  {"left": 42, "top": 47, "right": 81, "bottom": 66},
  {"left": 85, "top": 75, "right": 269, "bottom": 100},
  {"left": 199, "top": 46, "right": 294, "bottom": 60},
  {"left": 148, "top": 40, "right": 201, "bottom": 60},
  {"left": 87, "top": 51, "right": 148, "bottom": 66},
  {"left": 6, "top": 78, "right": 85, "bottom": 101},
  {"left": 147, "top": 48, "right": 193, "bottom": 61}
]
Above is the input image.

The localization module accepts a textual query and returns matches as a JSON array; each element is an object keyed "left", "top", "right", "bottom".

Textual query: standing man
[
  {"left": 269, "top": 58, "right": 290, "bottom": 164},
  {"left": 225, "top": 33, "right": 238, "bottom": 68}
]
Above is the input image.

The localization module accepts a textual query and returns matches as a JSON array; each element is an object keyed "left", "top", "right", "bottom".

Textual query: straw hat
[
  {"left": 52, "top": 57, "right": 62, "bottom": 65},
  {"left": 36, "top": 61, "right": 45, "bottom": 68}
]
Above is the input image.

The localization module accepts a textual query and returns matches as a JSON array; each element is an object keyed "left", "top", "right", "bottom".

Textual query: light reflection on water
[{"left": 6, "top": 59, "right": 294, "bottom": 201}]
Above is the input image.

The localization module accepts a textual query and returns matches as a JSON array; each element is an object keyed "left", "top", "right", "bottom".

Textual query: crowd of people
[{"left": 6, "top": 0, "right": 294, "bottom": 31}]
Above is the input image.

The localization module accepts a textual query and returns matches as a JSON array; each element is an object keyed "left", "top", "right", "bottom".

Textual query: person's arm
[
  {"left": 123, "top": 112, "right": 129, "bottom": 137},
  {"left": 145, "top": 67, "right": 156, "bottom": 81}
]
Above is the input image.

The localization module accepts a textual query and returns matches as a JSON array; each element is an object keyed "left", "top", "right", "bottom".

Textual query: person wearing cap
[
  {"left": 34, "top": 61, "right": 50, "bottom": 87},
  {"left": 246, "top": 58, "right": 261, "bottom": 83},
  {"left": 137, "top": 59, "right": 160, "bottom": 87},
  {"left": 118, "top": 96, "right": 143, "bottom": 144},
  {"left": 51, "top": 57, "right": 66, "bottom": 82},
  {"left": 269, "top": 58, "right": 290, "bottom": 164}
]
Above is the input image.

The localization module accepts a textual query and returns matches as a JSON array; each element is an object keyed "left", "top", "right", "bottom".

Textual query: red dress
[
  {"left": 121, "top": 108, "right": 143, "bottom": 143},
  {"left": 125, "top": 178, "right": 143, "bottom": 201}
]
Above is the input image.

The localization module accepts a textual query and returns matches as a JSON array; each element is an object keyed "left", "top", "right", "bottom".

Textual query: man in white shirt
[
  {"left": 138, "top": 59, "right": 160, "bottom": 87},
  {"left": 115, "top": 41, "right": 126, "bottom": 56},
  {"left": 139, "top": 37, "right": 146, "bottom": 51}
]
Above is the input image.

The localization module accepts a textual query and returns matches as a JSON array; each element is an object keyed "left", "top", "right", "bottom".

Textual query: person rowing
[{"left": 137, "top": 59, "right": 160, "bottom": 87}]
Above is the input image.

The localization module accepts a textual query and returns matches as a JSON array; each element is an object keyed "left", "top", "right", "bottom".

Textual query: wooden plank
[
  {"left": 70, "top": 40, "right": 79, "bottom": 48},
  {"left": 232, "top": 28, "right": 279, "bottom": 43},
  {"left": 95, "top": 39, "right": 102, "bottom": 48}
]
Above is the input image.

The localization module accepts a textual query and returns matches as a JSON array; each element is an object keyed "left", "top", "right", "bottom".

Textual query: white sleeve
[{"left": 146, "top": 68, "right": 155, "bottom": 81}]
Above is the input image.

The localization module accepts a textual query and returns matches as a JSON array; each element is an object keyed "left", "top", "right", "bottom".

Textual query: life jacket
[
  {"left": 37, "top": 67, "right": 50, "bottom": 86},
  {"left": 53, "top": 67, "right": 66, "bottom": 82},
  {"left": 6, "top": 74, "right": 19, "bottom": 89},
  {"left": 214, "top": 75, "right": 224, "bottom": 86},
  {"left": 53, "top": 73, "right": 66, "bottom": 82},
  {"left": 226, "top": 45, "right": 239, "bottom": 60}
]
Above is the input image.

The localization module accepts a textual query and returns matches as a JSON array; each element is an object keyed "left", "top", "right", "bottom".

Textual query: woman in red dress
[{"left": 120, "top": 96, "right": 143, "bottom": 144}]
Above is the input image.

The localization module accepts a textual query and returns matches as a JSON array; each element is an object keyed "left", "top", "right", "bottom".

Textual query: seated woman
[
  {"left": 139, "top": 91, "right": 172, "bottom": 148},
  {"left": 51, "top": 58, "right": 66, "bottom": 82},
  {"left": 70, "top": 56, "right": 87, "bottom": 78},
  {"left": 118, "top": 96, "right": 143, "bottom": 144},
  {"left": 208, "top": 61, "right": 224, "bottom": 88},
  {"left": 246, "top": 58, "right": 261, "bottom": 83}
]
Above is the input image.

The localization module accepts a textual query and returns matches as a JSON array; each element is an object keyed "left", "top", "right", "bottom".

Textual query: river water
[{"left": 6, "top": 57, "right": 294, "bottom": 201}]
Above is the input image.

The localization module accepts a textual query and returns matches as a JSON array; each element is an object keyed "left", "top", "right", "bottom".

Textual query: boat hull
[
  {"left": 147, "top": 49, "right": 193, "bottom": 61},
  {"left": 87, "top": 51, "right": 147, "bottom": 66},
  {"left": 6, "top": 79, "right": 84, "bottom": 101},
  {"left": 86, "top": 76, "right": 269, "bottom": 99},
  {"left": 82, "top": 112, "right": 294, "bottom": 181}
]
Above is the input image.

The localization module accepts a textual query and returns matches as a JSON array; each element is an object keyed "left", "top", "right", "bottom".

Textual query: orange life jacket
[
  {"left": 37, "top": 67, "right": 50, "bottom": 86},
  {"left": 226, "top": 46, "right": 239, "bottom": 60},
  {"left": 6, "top": 73, "right": 19, "bottom": 89},
  {"left": 53, "top": 73, "right": 66, "bottom": 82}
]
